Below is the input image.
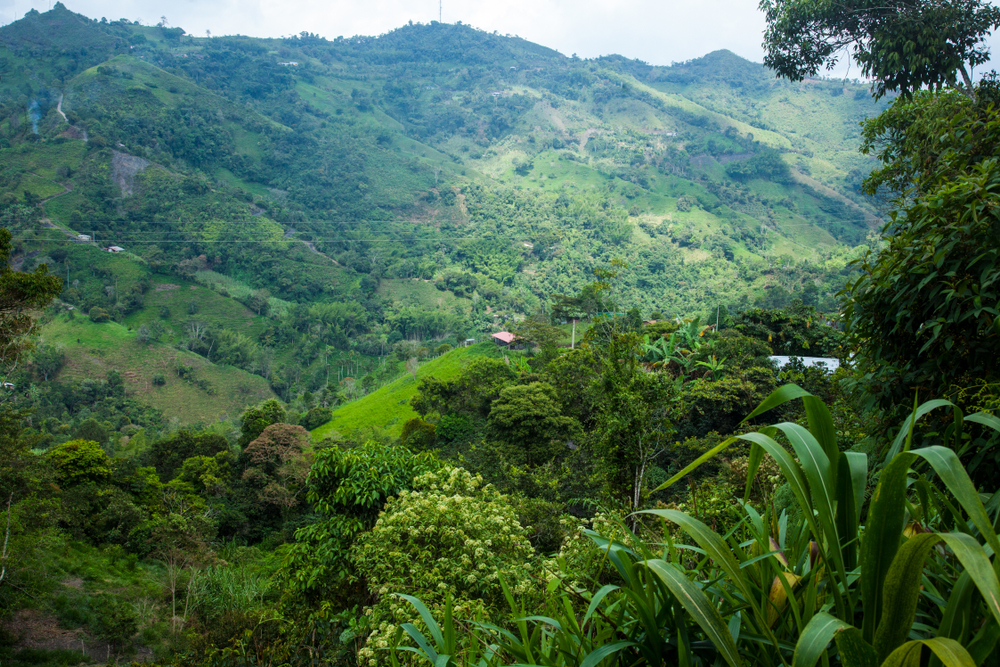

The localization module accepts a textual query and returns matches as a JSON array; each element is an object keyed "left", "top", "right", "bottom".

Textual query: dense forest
[{"left": 3, "top": 0, "right": 1000, "bottom": 666}]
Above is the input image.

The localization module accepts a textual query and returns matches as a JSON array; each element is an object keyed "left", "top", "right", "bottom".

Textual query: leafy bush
[
  {"left": 299, "top": 405, "right": 333, "bottom": 431},
  {"left": 354, "top": 467, "right": 537, "bottom": 666},
  {"left": 88, "top": 306, "right": 110, "bottom": 323}
]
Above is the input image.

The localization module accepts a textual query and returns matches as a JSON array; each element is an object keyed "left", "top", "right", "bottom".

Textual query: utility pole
[
  {"left": 571, "top": 319, "right": 576, "bottom": 350},
  {"left": 439, "top": 0, "right": 442, "bottom": 22},
  {"left": 716, "top": 303, "right": 720, "bottom": 330}
]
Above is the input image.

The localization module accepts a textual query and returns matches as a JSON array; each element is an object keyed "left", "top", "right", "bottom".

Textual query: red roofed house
[{"left": 491, "top": 331, "right": 516, "bottom": 348}]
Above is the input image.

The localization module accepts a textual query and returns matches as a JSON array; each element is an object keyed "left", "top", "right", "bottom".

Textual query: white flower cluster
[{"left": 352, "top": 466, "right": 539, "bottom": 665}]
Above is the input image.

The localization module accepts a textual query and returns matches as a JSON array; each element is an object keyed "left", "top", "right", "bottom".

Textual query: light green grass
[
  {"left": 312, "top": 342, "right": 503, "bottom": 440},
  {"left": 377, "top": 278, "right": 471, "bottom": 312},
  {"left": 122, "top": 276, "right": 271, "bottom": 344},
  {"left": 42, "top": 315, "right": 275, "bottom": 424}
]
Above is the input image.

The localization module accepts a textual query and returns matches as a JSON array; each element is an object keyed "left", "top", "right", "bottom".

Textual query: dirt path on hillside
[
  {"left": 304, "top": 241, "right": 341, "bottom": 265},
  {"left": 56, "top": 93, "right": 68, "bottom": 121}
]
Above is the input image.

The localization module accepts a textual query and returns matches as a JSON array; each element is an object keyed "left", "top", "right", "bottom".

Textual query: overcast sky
[
  {"left": 3, "top": 0, "right": 1000, "bottom": 78},
  {"left": 1, "top": 0, "right": 789, "bottom": 67}
]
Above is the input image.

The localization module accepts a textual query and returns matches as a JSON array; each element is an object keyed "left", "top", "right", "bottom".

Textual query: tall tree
[
  {"left": 0, "top": 228, "right": 62, "bottom": 381},
  {"left": 760, "top": 0, "right": 1000, "bottom": 99}
]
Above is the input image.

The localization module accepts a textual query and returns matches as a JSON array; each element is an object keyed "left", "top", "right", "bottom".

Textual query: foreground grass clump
[{"left": 391, "top": 386, "right": 1000, "bottom": 666}]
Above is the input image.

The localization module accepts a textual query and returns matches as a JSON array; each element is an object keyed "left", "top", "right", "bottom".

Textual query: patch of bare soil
[
  {"left": 4, "top": 609, "right": 152, "bottom": 663},
  {"left": 4, "top": 609, "right": 106, "bottom": 660},
  {"left": 111, "top": 151, "right": 151, "bottom": 197}
]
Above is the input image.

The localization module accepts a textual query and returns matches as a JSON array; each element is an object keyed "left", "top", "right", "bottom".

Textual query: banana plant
[{"left": 693, "top": 354, "right": 727, "bottom": 380}]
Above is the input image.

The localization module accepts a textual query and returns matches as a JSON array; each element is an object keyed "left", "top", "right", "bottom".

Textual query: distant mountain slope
[{"left": 0, "top": 3, "right": 890, "bottom": 412}]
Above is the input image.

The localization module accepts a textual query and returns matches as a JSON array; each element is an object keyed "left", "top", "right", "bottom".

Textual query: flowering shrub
[{"left": 353, "top": 467, "right": 536, "bottom": 666}]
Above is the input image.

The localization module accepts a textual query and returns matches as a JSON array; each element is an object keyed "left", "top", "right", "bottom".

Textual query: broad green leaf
[
  {"left": 964, "top": 411, "right": 1000, "bottom": 435},
  {"left": 860, "top": 452, "right": 910, "bottom": 643},
  {"left": 839, "top": 451, "right": 867, "bottom": 574},
  {"left": 914, "top": 447, "right": 1000, "bottom": 557},
  {"left": 938, "top": 532, "right": 1000, "bottom": 630},
  {"left": 641, "top": 509, "right": 750, "bottom": 599},
  {"left": 645, "top": 559, "right": 744, "bottom": 667},
  {"left": 792, "top": 612, "right": 853, "bottom": 667},
  {"left": 738, "top": 432, "right": 822, "bottom": 539},
  {"left": 398, "top": 623, "right": 440, "bottom": 664},
  {"left": 874, "top": 532, "right": 942, "bottom": 662},
  {"left": 772, "top": 421, "right": 847, "bottom": 612},
  {"left": 881, "top": 638, "right": 976, "bottom": 667},
  {"left": 937, "top": 572, "right": 975, "bottom": 642},
  {"left": 966, "top": 616, "right": 1000, "bottom": 665},
  {"left": 397, "top": 594, "right": 446, "bottom": 649},
  {"left": 641, "top": 508, "right": 779, "bottom": 648},
  {"left": 582, "top": 585, "right": 619, "bottom": 628}
]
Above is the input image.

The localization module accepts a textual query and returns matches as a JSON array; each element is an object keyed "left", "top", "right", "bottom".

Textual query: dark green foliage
[
  {"left": 0, "top": 228, "right": 61, "bottom": 366},
  {"left": 45, "top": 439, "right": 113, "bottom": 486},
  {"left": 400, "top": 417, "right": 436, "bottom": 450},
  {"left": 675, "top": 376, "right": 772, "bottom": 440},
  {"left": 733, "top": 301, "right": 843, "bottom": 356},
  {"left": 150, "top": 430, "right": 230, "bottom": 481},
  {"left": 691, "top": 330, "right": 773, "bottom": 370},
  {"left": 91, "top": 592, "right": 139, "bottom": 651},
  {"left": 487, "top": 382, "right": 581, "bottom": 466},
  {"left": 0, "top": 647, "right": 90, "bottom": 667},
  {"left": 843, "top": 80, "right": 1000, "bottom": 414},
  {"left": 237, "top": 399, "right": 287, "bottom": 448},
  {"left": 411, "top": 358, "right": 517, "bottom": 419},
  {"left": 724, "top": 149, "right": 791, "bottom": 182},
  {"left": 72, "top": 418, "right": 109, "bottom": 445},
  {"left": 281, "top": 441, "right": 440, "bottom": 606},
  {"left": 299, "top": 405, "right": 332, "bottom": 431},
  {"left": 761, "top": 0, "right": 1000, "bottom": 99},
  {"left": 88, "top": 306, "right": 110, "bottom": 322}
]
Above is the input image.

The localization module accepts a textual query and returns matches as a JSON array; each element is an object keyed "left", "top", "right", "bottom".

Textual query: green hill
[
  {"left": 312, "top": 342, "right": 503, "bottom": 439},
  {"left": 42, "top": 314, "right": 276, "bottom": 424},
  {"left": 0, "top": 3, "right": 892, "bottom": 420}
]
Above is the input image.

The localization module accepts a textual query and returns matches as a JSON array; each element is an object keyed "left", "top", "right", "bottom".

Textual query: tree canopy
[{"left": 760, "top": 0, "right": 1000, "bottom": 99}]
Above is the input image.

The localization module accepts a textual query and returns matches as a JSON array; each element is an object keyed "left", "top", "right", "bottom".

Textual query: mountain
[{"left": 0, "top": 3, "right": 887, "bottom": 416}]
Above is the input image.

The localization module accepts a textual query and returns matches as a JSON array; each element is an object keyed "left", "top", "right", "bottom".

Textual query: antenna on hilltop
[{"left": 439, "top": 0, "right": 442, "bottom": 22}]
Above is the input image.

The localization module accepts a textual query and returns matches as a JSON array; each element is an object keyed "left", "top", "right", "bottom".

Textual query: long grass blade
[
  {"left": 792, "top": 612, "right": 854, "bottom": 667},
  {"left": 859, "top": 452, "right": 910, "bottom": 643},
  {"left": 743, "top": 384, "right": 813, "bottom": 423},
  {"left": 653, "top": 436, "right": 739, "bottom": 493},
  {"left": 881, "top": 638, "right": 976, "bottom": 667},
  {"left": 873, "top": 532, "right": 944, "bottom": 662},
  {"left": 644, "top": 559, "right": 744, "bottom": 667}
]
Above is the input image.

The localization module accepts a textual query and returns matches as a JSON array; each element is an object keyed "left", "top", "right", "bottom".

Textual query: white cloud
[
  {"left": 3, "top": 0, "right": 1000, "bottom": 77},
  {"left": 4, "top": 0, "right": 769, "bottom": 65}
]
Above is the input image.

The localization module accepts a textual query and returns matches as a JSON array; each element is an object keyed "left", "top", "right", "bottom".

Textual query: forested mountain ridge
[{"left": 0, "top": 3, "right": 886, "bottom": 420}]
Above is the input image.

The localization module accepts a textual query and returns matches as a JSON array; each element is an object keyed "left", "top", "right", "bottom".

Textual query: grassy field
[
  {"left": 311, "top": 342, "right": 504, "bottom": 440},
  {"left": 121, "top": 276, "right": 271, "bottom": 345},
  {"left": 42, "top": 315, "right": 275, "bottom": 424},
  {"left": 377, "top": 278, "right": 472, "bottom": 313}
]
